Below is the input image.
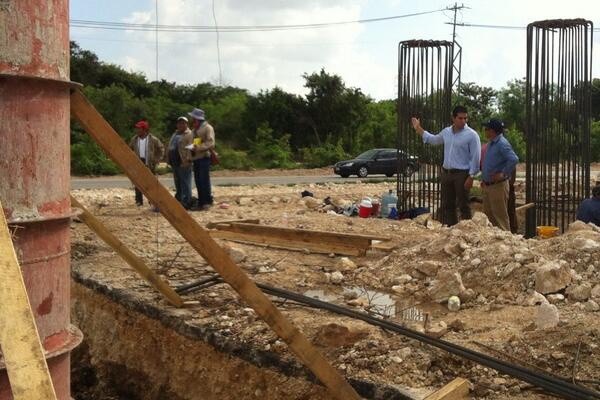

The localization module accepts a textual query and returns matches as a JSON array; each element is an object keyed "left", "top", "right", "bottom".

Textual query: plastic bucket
[
  {"left": 537, "top": 225, "right": 559, "bottom": 238},
  {"left": 371, "top": 201, "right": 380, "bottom": 216},
  {"left": 358, "top": 199, "right": 372, "bottom": 218}
]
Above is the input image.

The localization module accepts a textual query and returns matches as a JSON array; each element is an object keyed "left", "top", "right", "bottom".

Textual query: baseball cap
[
  {"left": 482, "top": 119, "right": 504, "bottom": 133},
  {"left": 135, "top": 120, "right": 149, "bottom": 130},
  {"left": 177, "top": 116, "right": 189, "bottom": 122}
]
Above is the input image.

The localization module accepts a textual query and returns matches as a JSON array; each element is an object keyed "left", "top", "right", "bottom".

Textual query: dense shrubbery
[
  {"left": 70, "top": 42, "right": 600, "bottom": 175},
  {"left": 301, "top": 142, "right": 348, "bottom": 168}
]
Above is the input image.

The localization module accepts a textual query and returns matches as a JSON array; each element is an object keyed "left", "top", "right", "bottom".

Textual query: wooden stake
[
  {"left": 425, "top": 377, "right": 470, "bottom": 400},
  {"left": 70, "top": 195, "right": 184, "bottom": 307},
  {"left": 0, "top": 201, "right": 58, "bottom": 400},
  {"left": 70, "top": 89, "right": 361, "bottom": 400}
]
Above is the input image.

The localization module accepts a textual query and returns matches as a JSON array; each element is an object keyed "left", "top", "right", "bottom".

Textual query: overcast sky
[{"left": 70, "top": 0, "right": 600, "bottom": 100}]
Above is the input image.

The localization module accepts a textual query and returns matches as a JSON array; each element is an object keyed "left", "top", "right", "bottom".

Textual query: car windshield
[{"left": 355, "top": 149, "right": 379, "bottom": 160}]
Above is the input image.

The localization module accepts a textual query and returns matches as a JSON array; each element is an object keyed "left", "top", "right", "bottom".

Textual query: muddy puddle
[{"left": 304, "top": 286, "right": 447, "bottom": 321}]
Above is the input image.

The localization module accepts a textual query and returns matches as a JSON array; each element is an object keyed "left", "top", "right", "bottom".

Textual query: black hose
[{"left": 175, "top": 277, "right": 600, "bottom": 400}]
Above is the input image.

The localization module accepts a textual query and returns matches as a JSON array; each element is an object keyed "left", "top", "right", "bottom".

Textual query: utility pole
[
  {"left": 446, "top": 2, "right": 468, "bottom": 91},
  {"left": 155, "top": 0, "right": 159, "bottom": 82}
]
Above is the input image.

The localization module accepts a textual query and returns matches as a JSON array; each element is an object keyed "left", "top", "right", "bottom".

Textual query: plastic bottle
[{"left": 381, "top": 189, "right": 398, "bottom": 218}]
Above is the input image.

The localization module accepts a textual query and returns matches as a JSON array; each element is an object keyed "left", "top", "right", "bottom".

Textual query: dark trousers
[
  {"left": 135, "top": 157, "right": 147, "bottom": 205},
  {"left": 440, "top": 170, "right": 471, "bottom": 226},
  {"left": 173, "top": 165, "right": 193, "bottom": 208},
  {"left": 193, "top": 157, "right": 213, "bottom": 207},
  {"left": 508, "top": 170, "right": 518, "bottom": 233}
]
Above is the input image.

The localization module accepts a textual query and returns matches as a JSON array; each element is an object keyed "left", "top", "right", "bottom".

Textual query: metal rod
[{"left": 525, "top": 19, "right": 593, "bottom": 237}]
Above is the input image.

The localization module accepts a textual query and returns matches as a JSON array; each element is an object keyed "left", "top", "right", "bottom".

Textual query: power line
[
  {"left": 449, "top": 22, "right": 600, "bottom": 32},
  {"left": 69, "top": 8, "right": 447, "bottom": 33},
  {"left": 212, "top": 0, "right": 223, "bottom": 86}
]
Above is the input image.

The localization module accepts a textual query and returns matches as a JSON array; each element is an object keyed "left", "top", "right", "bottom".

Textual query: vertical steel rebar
[
  {"left": 525, "top": 19, "right": 593, "bottom": 237},
  {"left": 397, "top": 40, "right": 455, "bottom": 222}
]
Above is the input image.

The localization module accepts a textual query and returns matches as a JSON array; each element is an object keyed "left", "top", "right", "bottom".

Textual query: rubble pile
[{"left": 70, "top": 184, "right": 600, "bottom": 399}]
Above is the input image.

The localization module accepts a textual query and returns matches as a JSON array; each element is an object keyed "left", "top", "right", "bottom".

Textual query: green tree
[
  {"left": 456, "top": 82, "right": 497, "bottom": 129},
  {"left": 303, "top": 69, "right": 370, "bottom": 152},
  {"left": 498, "top": 79, "right": 526, "bottom": 131}
]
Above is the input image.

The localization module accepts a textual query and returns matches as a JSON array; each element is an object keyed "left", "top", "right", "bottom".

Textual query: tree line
[{"left": 70, "top": 42, "right": 600, "bottom": 175}]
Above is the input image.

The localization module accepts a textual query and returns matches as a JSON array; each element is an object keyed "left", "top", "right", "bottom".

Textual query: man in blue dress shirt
[
  {"left": 480, "top": 119, "right": 518, "bottom": 230},
  {"left": 411, "top": 105, "right": 481, "bottom": 226},
  {"left": 576, "top": 184, "right": 600, "bottom": 226}
]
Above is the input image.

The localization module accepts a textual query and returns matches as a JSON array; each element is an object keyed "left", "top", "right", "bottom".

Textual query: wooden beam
[
  {"left": 210, "top": 230, "right": 364, "bottom": 256},
  {"left": 515, "top": 202, "right": 535, "bottom": 213},
  {"left": 424, "top": 377, "right": 470, "bottom": 400},
  {"left": 0, "top": 201, "right": 58, "bottom": 400},
  {"left": 205, "top": 218, "right": 260, "bottom": 229},
  {"left": 221, "top": 222, "right": 391, "bottom": 245},
  {"left": 70, "top": 89, "right": 360, "bottom": 400},
  {"left": 70, "top": 195, "right": 184, "bottom": 307}
]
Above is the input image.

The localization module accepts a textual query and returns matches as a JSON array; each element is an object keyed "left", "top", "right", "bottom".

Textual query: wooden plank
[
  {"left": 214, "top": 222, "right": 374, "bottom": 249},
  {"left": 425, "top": 377, "right": 470, "bottom": 400},
  {"left": 0, "top": 201, "right": 58, "bottom": 400},
  {"left": 370, "top": 240, "right": 399, "bottom": 252},
  {"left": 205, "top": 218, "right": 260, "bottom": 229},
  {"left": 71, "top": 195, "right": 184, "bottom": 307},
  {"left": 516, "top": 202, "right": 535, "bottom": 213},
  {"left": 210, "top": 230, "right": 365, "bottom": 256},
  {"left": 70, "top": 89, "right": 360, "bottom": 400}
]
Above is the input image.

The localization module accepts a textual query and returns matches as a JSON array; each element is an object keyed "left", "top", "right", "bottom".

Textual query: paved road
[
  {"left": 71, "top": 174, "right": 397, "bottom": 190},
  {"left": 70, "top": 170, "right": 600, "bottom": 190}
]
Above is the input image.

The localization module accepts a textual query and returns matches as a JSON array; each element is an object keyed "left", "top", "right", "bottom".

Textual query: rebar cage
[
  {"left": 397, "top": 40, "right": 454, "bottom": 222},
  {"left": 525, "top": 19, "right": 594, "bottom": 237}
]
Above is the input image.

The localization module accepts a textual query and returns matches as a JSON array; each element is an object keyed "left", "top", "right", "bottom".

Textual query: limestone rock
[
  {"left": 459, "top": 288, "right": 476, "bottom": 303},
  {"left": 535, "top": 261, "right": 572, "bottom": 294},
  {"left": 569, "top": 220, "right": 593, "bottom": 232},
  {"left": 591, "top": 284, "right": 600, "bottom": 300},
  {"left": 535, "top": 303, "right": 559, "bottom": 329},
  {"left": 547, "top": 294, "right": 565, "bottom": 304},
  {"left": 523, "top": 291, "right": 548, "bottom": 306},
  {"left": 223, "top": 244, "right": 247, "bottom": 263},
  {"left": 330, "top": 271, "right": 344, "bottom": 284},
  {"left": 426, "top": 321, "right": 447, "bottom": 338},
  {"left": 566, "top": 283, "right": 592, "bottom": 301},
  {"left": 443, "top": 242, "right": 464, "bottom": 257},
  {"left": 416, "top": 261, "right": 440, "bottom": 277},
  {"left": 428, "top": 271, "right": 466, "bottom": 303},
  {"left": 413, "top": 213, "right": 431, "bottom": 225},
  {"left": 472, "top": 211, "right": 492, "bottom": 227},
  {"left": 395, "top": 274, "right": 413, "bottom": 284},
  {"left": 572, "top": 237, "right": 600, "bottom": 251},
  {"left": 336, "top": 257, "right": 357, "bottom": 272},
  {"left": 302, "top": 196, "right": 321, "bottom": 209},
  {"left": 584, "top": 300, "right": 599, "bottom": 312}
]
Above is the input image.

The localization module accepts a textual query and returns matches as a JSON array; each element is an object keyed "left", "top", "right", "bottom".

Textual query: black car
[{"left": 333, "top": 148, "right": 419, "bottom": 178}]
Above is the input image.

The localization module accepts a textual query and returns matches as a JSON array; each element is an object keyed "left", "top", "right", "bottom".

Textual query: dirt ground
[{"left": 70, "top": 180, "right": 600, "bottom": 399}]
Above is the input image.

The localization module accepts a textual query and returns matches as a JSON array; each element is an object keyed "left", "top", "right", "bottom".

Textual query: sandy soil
[{"left": 70, "top": 182, "right": 600, "bottom": 399}]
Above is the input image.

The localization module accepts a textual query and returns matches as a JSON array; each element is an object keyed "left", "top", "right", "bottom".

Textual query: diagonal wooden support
[
  {"left": 0, "top": 201, "right": 57, "bottom": 400},
  {"left": 70, "top": 89, "right": 361, "bottom": 400},
  {"left": 70, "top": 195, "right": 184, "bottom": 307}
]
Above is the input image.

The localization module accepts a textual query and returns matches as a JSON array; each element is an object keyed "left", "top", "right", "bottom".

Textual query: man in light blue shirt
[
  {"left": 480, "top": 119, "right": 518, "bottom": 230},
  {"left": 411, "top": 105, "right": 481, "bottom": 225}
]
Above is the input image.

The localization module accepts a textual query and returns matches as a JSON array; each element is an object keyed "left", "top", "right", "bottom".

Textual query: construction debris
[{"left": 70, "top": 181, "right": 600, "bottom": 400}]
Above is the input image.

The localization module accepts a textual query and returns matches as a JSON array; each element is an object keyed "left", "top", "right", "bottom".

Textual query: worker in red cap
[{"left": 129, "top": 120, "right": 164, "bottom": 207}]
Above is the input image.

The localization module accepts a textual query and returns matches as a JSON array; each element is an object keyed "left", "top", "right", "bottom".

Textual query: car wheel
[
  {"left": 402, "top": 163, "right": 418, "bottom": 177},
  {"left": 357, "top": 166, "right": 368, "bottom": 178},
  {"left": 340, "top": 174, "right": 350, "bottom": 178}
]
